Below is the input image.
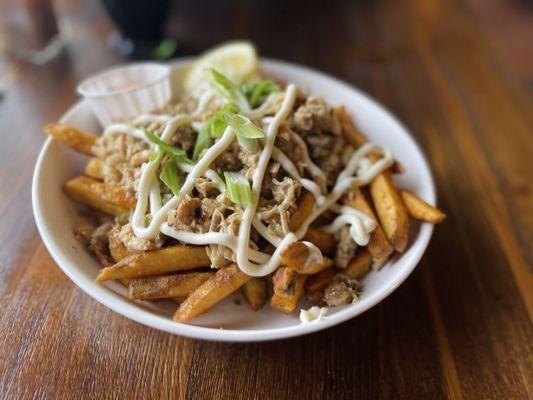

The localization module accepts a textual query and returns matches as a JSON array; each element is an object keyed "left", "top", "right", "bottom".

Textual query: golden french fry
[
  {"left": 400, "top": 189, "right": 446, "bottom": 223},
  {"left": 304, "top": 268, "right": 336, "bottom": 305},
  {"left": 96, "top": 246, "right": 211, "bottom": 282},
  {"left": 175, "top": 264, "right": 251, "bottom": 322},
  {"left": 128, "top": 272, "right": 214, "bottom": 300},
  {"left": 369, "top": 171, "right": 409, "bottom": 252},
  {"left": 344, "top": 248, "right": 373, "bottom": 279},
  {"left": 242, "top": 278, "right": 268, "bottom": 311},
  {"left": 291, "top": 193, "right": 336, "bottom": 252},
  {"left": 65, "top": 176, "right": 135, "bottom": 216},
  {"left": 270, "top": 267, "right": 306, "bottom": 314},
  {"left": 290, "top": 191, "right": 316, "bottom": 230},
  {"left": 44, "top": 123, "right": 97, "bottom": 156},
  {"left": 343, "top": 189, "right": 393, "bottom": 260},
  {"left": 302, "top": 227, "right": 336, "bottom": 255},
  {"left": 108, "top": 232, "right": 132, "bottom": 262},
  {"left": 335, "top": 106, "right": 368, "bottom": 148},
  {"left": 281, "top": 242, "right": 333, "bottom": 275},
  {"left": 85, "top": 158, "right": 105, "bottom": 180}
]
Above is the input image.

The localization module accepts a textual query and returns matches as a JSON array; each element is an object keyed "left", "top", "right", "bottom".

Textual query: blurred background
[{"left": 0, "top": 0, "right": 531, "bottom": 91}]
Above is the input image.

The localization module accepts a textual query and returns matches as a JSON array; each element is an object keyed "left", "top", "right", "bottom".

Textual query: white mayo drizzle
[
  {"left": 234, "top": 84, "right": 299, "bottom": 276},
  {"left": 132, "top": 125, "right": 235, "bottom": 238},
  {"left": 103, "top": 82, "right": 394, "bottom": 277},
  {"left": 271, "top": 147, "right": 325, "bottom": 204},
  {"left": 294, "top": 143, "right": 394, "bottom": 243},
  {"left": 302, "top": 241, "right": 324, "bottom": 268},
  {"left": 299, "top": 306, "right": 328, "bottom": 323},
  {"left": 287, "top": 126, "right": 327, "bottom": 192}
]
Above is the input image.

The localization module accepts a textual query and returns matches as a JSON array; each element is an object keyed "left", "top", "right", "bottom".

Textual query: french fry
[
  {"left": 270, "top": 267, "right": 306, "bottom": 314},
  {"left": 400, "top": 189, "right": 446, "bottom": 223},
  {"left": 242, "top": 278, "right": 268, "bottom": 311},
  {"left": 92, "top": 241, "right": 114, "bottom": 268},
  {"left": 290, "top": 191, "right": 316, "bottom": 230},
  {"left": 96, "top": 245, "right": 211, "bottom": 282},
  {"left": 128, "top": 272, "right": 214, "bottom": 300},
  {"left": 302, "top": 227, "right": 336, "bottom": 255},
  {"left": 281, "top": 242, "right": 333, "bottom": 275},
  {"left": 304, "top": 268, "right": 336, "bottom": 305},
  {"left": 343, "top": 189, "right": 393, "bottom": 260},
  {"left": 344, "top": 248, "right": 373, "bottom": 279},
  {"left": 369, "top": 171, "right": 409, "bottom": 252},
  {"left": 108, "top": 232, "right": 132, "bottom": 262},
  {"left": 175, "top": 264, "right": 251, "bottom": 322},
  {"left": 335, "top": 106, "right": 368, "bottom": 148},
  {"left": 85, "top": 158, "right": 105, "bottom": 180},
  {"left": 44, "top": 123, "right": 97, "bottom": 156},
  {"left": 65, "top": 176, "right": 135, "bottom": 216},
  {"left": 293, "top": 192, "right": 336, "bottom": 254}
]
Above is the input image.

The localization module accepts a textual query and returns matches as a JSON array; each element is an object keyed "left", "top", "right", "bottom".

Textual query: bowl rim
[{"left": 33, "top": 58, "right": 436, "bottom": 342}]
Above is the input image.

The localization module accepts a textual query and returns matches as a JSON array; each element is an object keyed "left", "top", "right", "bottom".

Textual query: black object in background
[{"left": 101, "top": 0, "right": 177, "bottom": 59}]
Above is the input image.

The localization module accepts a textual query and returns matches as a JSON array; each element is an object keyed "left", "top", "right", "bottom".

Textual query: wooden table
[{"left": 1, "top": 0, "right": 531, "bottom": 398}]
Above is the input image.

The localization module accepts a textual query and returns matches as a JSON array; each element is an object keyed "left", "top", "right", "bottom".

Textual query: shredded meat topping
[
  {"left": 334, "top": 226, "right": 358, "bottom": 269},
  {"left": 323, "top": 274, "right": 362, "bottom": 306},
  {"left": 118, "top": 222, "right": 164, "bottom": 252},
  {"left": 83, "top": 88, "right": 360, "bottom": 282}
]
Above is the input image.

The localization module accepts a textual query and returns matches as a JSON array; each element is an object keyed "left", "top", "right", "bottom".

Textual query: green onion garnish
[
  {"left": 224, "top": 172, "right": 253, "bottom": 205},
  {"left": 242, "top": 80, "right": 280, "bottom": 108},
  {"left": 159, "top": 160, "right": 181, "bottom": 196},
  {"left": 192, "top": 127, "right": 213, "bottom": 160},
  {"left": 144, "top": 130, "right": 192, "bottom": 165},
  {"left": 222, "top": 112, "right": 264, "bottom": 139},
  {"left": 208, "top": 68, "right": 251, "bottom": 112}
]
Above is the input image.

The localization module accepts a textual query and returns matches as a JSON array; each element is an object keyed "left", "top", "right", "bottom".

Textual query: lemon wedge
[{"left": 183, "top": 41, "right": 258, "bottom": 93}]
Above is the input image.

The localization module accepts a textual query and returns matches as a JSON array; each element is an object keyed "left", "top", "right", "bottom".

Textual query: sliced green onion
[
  {"left": 223, "top": 112, "right": 264, "bottom": 139},
  {"left": 236, "top": 135, "right": 259, "bottom": 153},
  {"left": 246, "top": 80, "right": 280, "bottom": 108},
  {"left": 224, "top": 172, "right": 253, "bottom": 205},
  {"left": 209, "top": 103, "right": 238, "bottom": 138},
  {"left": 149, "top": 149, "right": 161, "bottom": 162},
  {"left": 144, "top": 130, "right": 192, "bottom": 164},
  {"left": 208, "top": 68, "right": 250, "bottom": 112},
  {"left": 160, "top": 160, "right": 181, "bottom": 196},
  {"left": 192, "top": 127, "right": 213, "bottom": 160}
]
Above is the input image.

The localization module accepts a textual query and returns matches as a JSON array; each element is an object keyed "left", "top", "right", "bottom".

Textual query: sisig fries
[{"left": 45, "top": 45, "right": 445, "bottom": 324}]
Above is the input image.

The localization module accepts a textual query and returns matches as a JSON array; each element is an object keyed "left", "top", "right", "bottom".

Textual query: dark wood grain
[{"left": 0, "top": 0, "right": 531, "bottom": 399}]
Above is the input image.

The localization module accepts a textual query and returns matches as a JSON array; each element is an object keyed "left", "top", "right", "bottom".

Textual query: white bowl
[{"left": 32, "top": 59, "right": 436, "bottom": 342}]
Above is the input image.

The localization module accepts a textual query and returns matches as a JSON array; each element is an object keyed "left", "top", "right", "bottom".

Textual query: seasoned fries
[
  {"left": 175, "top": 264, "right": 251, "bottom": 322},
  {"left": 128, "top": 272, "right": 213, "bottom": 300},
  {"left": 85, "top": 158, "right": 105, "bottom": 180},
  {"left": 65, "top": 176, "right": 135, "bottom": 216},
  {"left": 281, "top": 242, "right": 333, "bottom": 275},
  {"left": 344, "top": 248, "right": 373, "bottom": 279},
  {"left": 108, "top": 233, "right": 132, "bottom": 262},
  {"left": 242, "top": 278, "right": 268, "bottom": 311},
  {"left": 400, "top": 189, "right": 446, "bottom": 223},
  {"left": 304, "top": 269, "right": 337, "bottom": 305},
  {"left": 48, "top": 48, "right": 446, "bottom": 325},
  {"left": 335, "top": 106, "right": 367, "bottom": 148},
  {"left": 96, "top": 246, "right": 211, "bottom": 281},
  {"left": 290, "top": 191, "right": 316, "bottom": 230},
  {"left": 302, "top": 227, "right": 336, "bottom": 255},
  {"left": 343, "top": 189, "right": 393, "bottom": 260},
  {"left": 271, "top": 267, "right": 307, "bottom": 314},
  {"left": 369, "top": 171, "right": 410, "bottom": 252},
  {"left": 44, "top": 123, "right": 97, "bottom": 156}
]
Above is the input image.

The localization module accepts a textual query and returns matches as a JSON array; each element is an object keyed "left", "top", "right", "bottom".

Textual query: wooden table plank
[{"left": 0, "top": 0, "right": 531, "bottom": 399}]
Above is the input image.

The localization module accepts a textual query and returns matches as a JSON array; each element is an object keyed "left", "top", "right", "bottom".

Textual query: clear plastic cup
[{"left": 77, "top": 63, "right": 171, "bottom": 127}]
